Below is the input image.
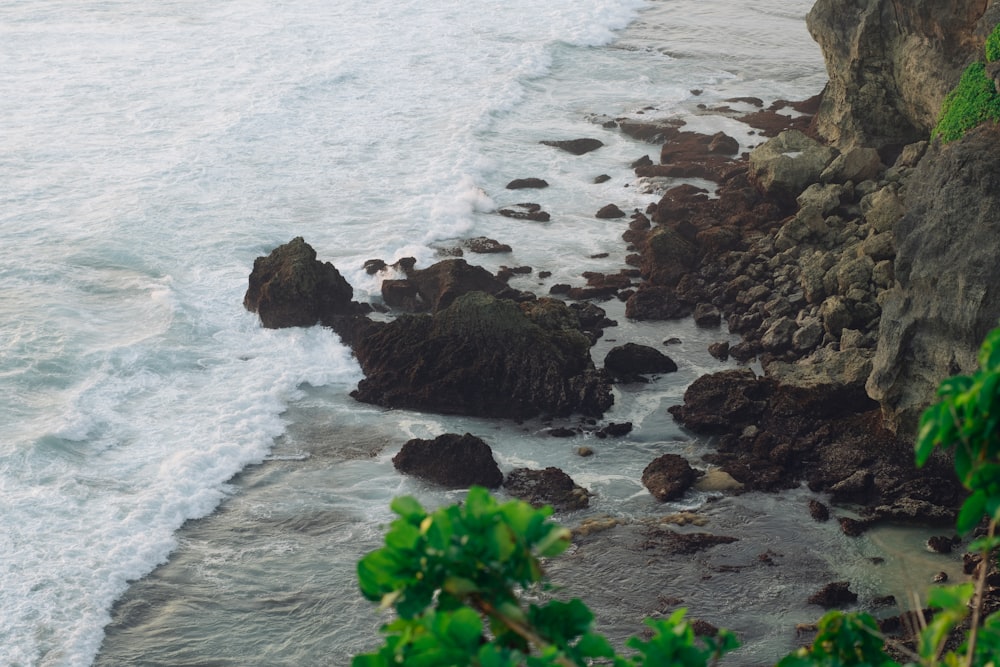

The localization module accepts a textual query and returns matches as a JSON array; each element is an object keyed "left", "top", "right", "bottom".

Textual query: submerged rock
[
  {"left": 603, "top": 343, "right": 678, "bottom": 382},
  {"left": 642, "top": 454, "right": 700, "bottom": 502}
]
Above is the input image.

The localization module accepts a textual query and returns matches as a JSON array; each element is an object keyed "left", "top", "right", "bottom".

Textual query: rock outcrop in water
[
  {"left": 243, "top": 236, "right": 368, "bottom": 329},
  {"left": 351, "top": 292, "right": 613, "bottom": 419},
  {"left": 392, "top": 433, "right": 503, "bottom": 489}
]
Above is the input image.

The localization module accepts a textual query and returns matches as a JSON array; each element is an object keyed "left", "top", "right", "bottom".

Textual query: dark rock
[
  {"left": 547, "top": 427, "right": 576, "bottom": 438},
  {"left": 808, "top": 500, "right": 830, "bottom": 522},
  {"left": 596, "top": 203, "right": 627, "bottom": 219},
  {"left": 933, "top": 571, "right": 949, "bottom": 583},
  {"left": 668, "top": 369, "right": 769, "bottom": 434},
  {"left": 693, "top": 303, "right": 722, "bottom": 327},
  {"left": 839, "top": 517, "right": 871, "bottom": 537},
  {"left": 244, "top": 237, "right": 360, "bottom": 329},
  {"left": 625, "top": 285, "right": 692, "bottom": 321},
  {"left": 707, "top": 341, "right": 730, "bottom": 361},
  {"left": 364, "top": 259, "right": 387, "bottom": 275},
  {"left": 639, "top": 526, "right": 738, "bottom": 554},
  {"left": 464, "top": 237, "right": 512, "bottom": 254},
  {"left": 593, "top": 174, "right": 611, "bottom": 184},
  {"left": 604, "top": 343, "right": 678, "bottom": 382},
  {"left": 540, "top": 138, "right": 604, "bottom": 155},
  {"left": 642, "top": 453, "right": 700, "bottom": 501},
  {"left": 381, "top": 279, "right": 424, "bottom": 312},
  {"left": 392, "top": 433, "right": 502, "bottom": 488},
  {"left": 506, "top": 178, "right": 549, "bottom": 189},
  {"left": 499, "top": 203, "right": 551, "bottom": 222},
  {"left": 691, "top": 620, "right": 719, "bottom": 637},
  {"left": 808, "top": 581, "right": 857, "bottom": 608},
  {"left": 405, "top": 258, "right": 508, "bottom": 312},
  {"left": 503, "top": 467, "right": 590, "bottom": 512},
  {"left": 596, "top": 421, "right": 633, "bottom": 438},
  {"left": 926, "top": 535, "right": 954, "bottom": 554},
  {"left": 351, "top": 292, "right": 613, "bottom": 420}
]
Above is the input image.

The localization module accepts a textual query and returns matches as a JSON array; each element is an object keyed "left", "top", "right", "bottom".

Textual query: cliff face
[
  {"left": 866, "top": 124, "right": 1000, "bottom": 436},
  {"left": 806, "top": 0, "right": 994, "bottom": 152}
]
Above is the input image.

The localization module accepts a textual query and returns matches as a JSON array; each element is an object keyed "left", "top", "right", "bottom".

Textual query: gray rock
[
  {"left": 868, "top": 125, "right": 1000, "bottom": 437},
  {"left": 748, "top": 130, "right": 837, "bottom": 204},
  {"left": 821, "top": 146, "right": 884, "bottom": 183},
  {"left": 762, "top": 317, "right": 798, "bottom": 352},
  {"left": 820, "top": 296, "right": 852, "bottom": 338}
]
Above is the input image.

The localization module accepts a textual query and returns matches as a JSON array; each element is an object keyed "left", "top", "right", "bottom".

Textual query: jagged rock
[
  {"left": 625, "top": 285, "right": 691, "bottom": 321},
  {"left": 809, "top": 500, "right": 830, "bottom": 522},
  {"left": 868, "top": 125, "right": 1000, "bottom": 437},
  {"left": 540, "top": 138, "right": 604, "bottom": 155},
  {"left": 604, "top": 343, "right": 678, "bottom": 382},
  {"left": 820, "top": 146, "right": 884, "bottom": 184},
  {"left": 392, "top": 433, "right": 503, "bottom": 488},
  {"left": 464, "top": 237, "right": 512, "bottom": 254},
  {"left": 808, "top": 581, "right": 857, "bottom": 608},
  {"left": 351, "top": 292, "right": 612, "bottom": 419},
  {"left": 668, "top": 369, "right": 770, "bottom": 434},
  {"left": 637, "top": 225, "right": 698, "bottom": 288},
  {"left": 693, "top": 303, "right": 722, "bottom": 327},
  {"left": 243, "top": 237, "right": 362, "bottom": 329},
  {"left": 503, "top": 467, "right": 590, "bottom": 512},
  {"left": 748, "top": 130, "right": 837, "bottom": 205},
  {"left": 402, "top": 258, "right": 508, "bottom": 312},
  {"left": 642, "top": 454, "right": 701, "bottom": 501}
]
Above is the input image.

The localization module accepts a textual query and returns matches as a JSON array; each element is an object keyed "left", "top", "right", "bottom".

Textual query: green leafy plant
[
  {"left": 932, "top": 61, "right": 1000, "bottom": 143},
  {"left": 352, "top": 486, "right": 736, "bottom": 666},
  {"left": 985, "top": 23, "right": 1000, "bottom": 63},
  {"left": 354, "top": 327, "right": 1000, "bottom": 666}
]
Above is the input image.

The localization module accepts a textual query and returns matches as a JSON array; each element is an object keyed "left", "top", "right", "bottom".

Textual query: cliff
[
  {"left": 807, "top": 0, "right": 1000, "bottom": 437},
  {"left": 806, "top": 0, "right": 998, "bottom": 153}
]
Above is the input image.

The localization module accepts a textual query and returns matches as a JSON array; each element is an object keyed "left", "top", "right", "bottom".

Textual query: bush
[
  {"left": 932, "top": 61, "right": 1000, "bottom": 143},
  {"left": 985, "top": 23, "right": 1000, "bottom": 63}
]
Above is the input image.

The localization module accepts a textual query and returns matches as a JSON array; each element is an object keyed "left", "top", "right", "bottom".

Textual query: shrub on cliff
[{"left": 933, "top": 23, "right": 1000, "bottom": 143}]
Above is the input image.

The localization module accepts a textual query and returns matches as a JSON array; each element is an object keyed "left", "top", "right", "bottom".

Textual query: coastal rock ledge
[{"left": 244, "top": 238, "right": 613, "bottom": 420}]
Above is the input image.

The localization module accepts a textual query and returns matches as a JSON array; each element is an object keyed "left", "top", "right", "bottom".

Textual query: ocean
[{"left": 0, "top": 1, "right": 958, "bottom": 665}]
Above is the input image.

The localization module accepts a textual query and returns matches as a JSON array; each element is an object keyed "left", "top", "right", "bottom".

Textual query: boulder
[
  {"left": 540, "top": 138, "right": 604, "bottom": 155},
  {"left": 808, "top": 581, "right": 857, "bottom": 608},
  {"left": 596, "top": 204, "right": 627, "bottom": 219},
  {"left": 506, "top": 178, "right": 549, "bottom": 189},
  {"left": 868, "top": 125, "right": 1000, "bottom": 437},
  {"left": 392, "top": 433, "right": 503, "bottom": 488},
  {"left": 503, "top": 467, "right": 590, "bottom": 512},
  {"left": 351, "top": 292, "right": 613, "bottom": 419},
  {"left": 642, "top": 454, "right": 700, "bottom": 501},
  {"left": 603, "top": 343, "right": 678, "bottom": 382},
  {"left": 748, "top": 130, "right": 837, "bottom": 205},
  {"left": 398, "top": 258, "right": 508, "bottom": 312},
  {"left": 243, "top": 237, "right": 361, "bottom": 329}
]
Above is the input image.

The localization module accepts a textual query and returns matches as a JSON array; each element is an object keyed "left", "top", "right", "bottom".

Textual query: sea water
[{"left": 0, "top": 2, "right": 960, "bottom": 666}]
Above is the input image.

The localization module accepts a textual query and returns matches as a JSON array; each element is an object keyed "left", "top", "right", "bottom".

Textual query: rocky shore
[{"left": 243, "top": 0, "right": 1000, "bottom": 655}]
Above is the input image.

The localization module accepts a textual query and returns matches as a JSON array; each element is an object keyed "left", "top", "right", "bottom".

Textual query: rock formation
[
  {"left": 867, "top": 123, "right": 1000, "bottom": 437},
  {"left": 806, "top": 0, "right": 994, "bottom": 152},
  {"left": 350, "top": 292, "right": 613, "bottom": 419},
  {"left": 392, "top": 433, "right": 503, "bottom": 489}
]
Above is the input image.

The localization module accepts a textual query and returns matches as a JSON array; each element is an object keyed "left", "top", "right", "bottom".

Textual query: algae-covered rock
[{"left": 351, "top": 292, "right": 613, "bottom": 419}]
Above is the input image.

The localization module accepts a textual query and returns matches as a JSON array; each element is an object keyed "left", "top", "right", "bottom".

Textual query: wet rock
[
  {"left": 708, "top": 341, "right": 730, "bottom": 361},
  {"left": 596, "top": 203, "right": 627, "bottom": 219},
  {"left": 926, "top": 536, "right": 955, "bottom": 554},
  {"left": 639, "top": 526, "right": 738, "bottom": 555},
  {"left": 364, "top": 258, "right": 387, "bottom": 274},
  {"left": 642, "top": 453, "right": 701, "bottom": 501},
  {"left": 464, "top": 237, "right": 512, "bottom": 254},
  {"left": 351, "top": 292, "right": 612, "bottom": 420},
  {"left": 499, "top": 203, "right": 551, "bottom": 222},
  {"left": 596, "top": 421, "right": 633, "bottom": 438},
  {"left": 604, "top": 343, "right": 678, "bottom": 382},
  {"left": 392, "top": 433, "right": 503, "bottom": 489},
  {"left": 808, "top": 581, "right": 857, "bottom": 608},
  {"left": 244, "top": 237, "right": 363, "bottom": 329},
  {"left": 693, "top": 303, "right": 722, "bottom": 327},
  {"left": 403, "top": 258, "right": 508, "bottom": 312},
  {"left": 808, "top": 499, "right": 830, "bottom": 522},
  {"left": 839, "top": 517, "right": 871, "bottom": 537},
  {"left": 540, "top": 138, "right": 604, "bottom": 155},
  {"left": 506, "top": 177, "right": 549, "bottom": 189},
  {"left": 668, "top": 369, "right": 769, "bottom": 434},
  {"left": 503, "top": 467, "right": 590, "bottom": 512},
  {"left": 625, "top": 285, "right": 691, "bottom": 321}
]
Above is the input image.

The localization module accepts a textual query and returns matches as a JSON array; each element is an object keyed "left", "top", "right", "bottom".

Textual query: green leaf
[
  {"left": 445, "top": 607, "right": 483, "bottom": 650},
  {"left": 957, "top": 490, "right": 988, "bottom": 534},
  {"left": 391, "top": 495, "right": 426, "bottom": 522},
  {"left": 535, "top": 525, "right": 571, "bottom": 558}
]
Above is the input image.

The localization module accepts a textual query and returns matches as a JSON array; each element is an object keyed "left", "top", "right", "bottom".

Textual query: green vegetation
[
  {"left": 354, "top": 326, "right": 1000, "bottom": 666},
  {"left": 985, "top": 23, "right": 1000, "bottom": 63},
  {"left": 933, "top": 23, "right": 1000, "bottom": 143},
  {"left": 932, "top": 62, "right": 1000, "bottom": 143}
]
